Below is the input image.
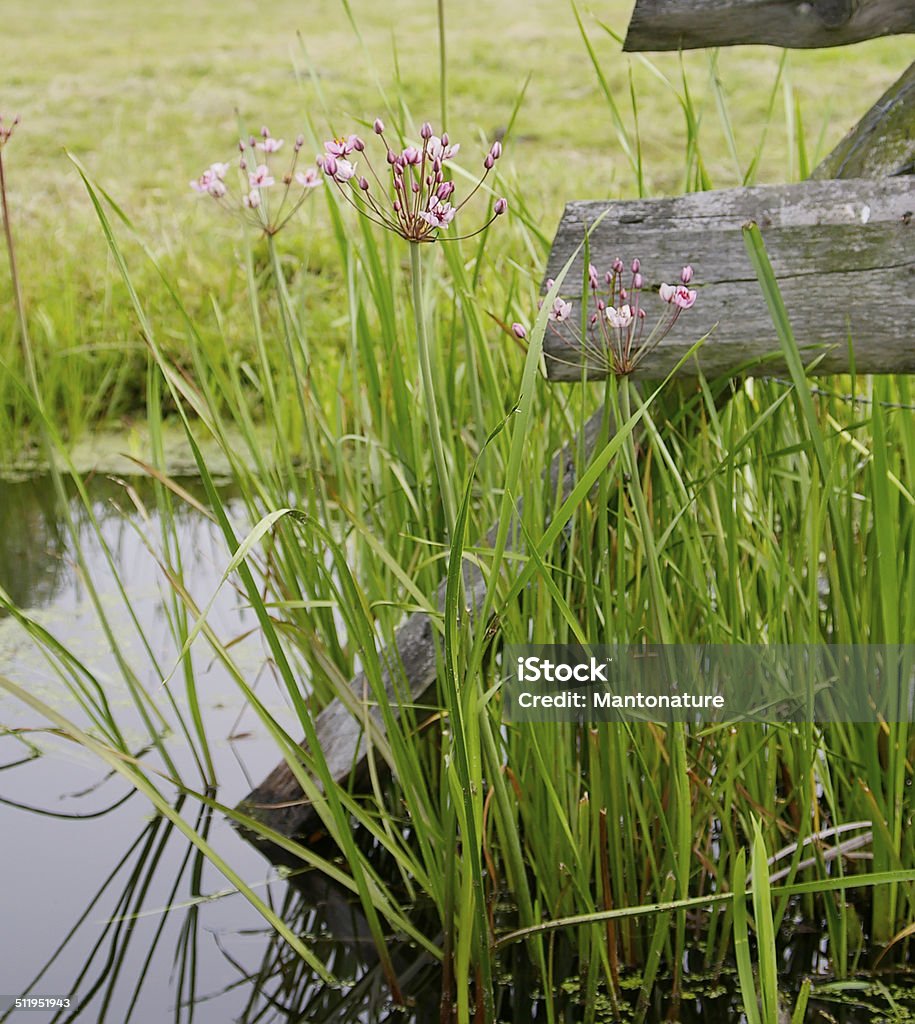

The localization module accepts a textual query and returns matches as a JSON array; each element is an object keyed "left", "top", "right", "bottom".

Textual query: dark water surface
[{"left": 2, "top": 475, "right": 915, "bottom": 1023}]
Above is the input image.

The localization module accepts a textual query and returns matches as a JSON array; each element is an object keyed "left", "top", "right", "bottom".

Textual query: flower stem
[
  {"left": 618, "top": 377, "right": 688, "bottom": 997},
  {"left": 410, "top": 241, "right": 456, "bottom": 539},
  {"left": 266, "top": 234, "right": 329, "bottom": 525},
  {"left": 0, "top": 149, "right": 38, "bottom": 398}
]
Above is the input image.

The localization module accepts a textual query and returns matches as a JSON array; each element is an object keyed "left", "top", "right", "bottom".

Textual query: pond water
[
  {"left": 2, "top": 473, "right": 914, "bottom": 1022},
  {"left": 0, "top": 472, "right": 384, "bottom": 1023}
]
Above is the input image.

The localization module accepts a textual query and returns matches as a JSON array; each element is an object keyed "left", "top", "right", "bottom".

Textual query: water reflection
[
  {"left": 0, "top": 476, "right": 69, "bottom": 612},
  {"left": 0, "top": 742, "right": 439, "bottom": 1023}
]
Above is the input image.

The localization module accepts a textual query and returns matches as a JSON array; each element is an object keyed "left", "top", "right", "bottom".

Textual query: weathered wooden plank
[
  {"left": 812, "top": 61, "right": 915, "bottom": 180},
  {"left": 236, "top": 409, "right": 608, "bottom": 845},
  {"left": 541, "top": 177, "right": 914, "bottom": 382},
  {"left": 623, "top": 0, "right": 915, "bottom": 51}
]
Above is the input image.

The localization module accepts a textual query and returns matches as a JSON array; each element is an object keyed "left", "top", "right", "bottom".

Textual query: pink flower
[
  {"left": 607, "top": 304, "right": 633, "bottom": 329},
  {"left": 191, "top": 166, "right": 228, "bottom": 197},
  {"left": 418, "top": 199, "right": 455, "bottom": 229},
  {"left": 330, "top": 158, "right": 356, "bottom": 183},
  {"left": 192, "top": 126, "right": 322, "bottom": 235},
  {"left": 295, "top": 168, "right": 323, "bottom": 188},
  {"left": 680, "top": 265, "right": 694, "bottom": 285},
  {"left": 511, "top": 323, "right": 527, "bottom": 339},
  {"left": 673, "top": 286, "right": 697, "bottom": 309},
  {"left": 661, "top": 283, "right": 696, "bottom": 309},
  {"left": 428, "top": 135, "right": 459, "bottom": 161},
  {"left": 320, "top": 117, "right": 506, "bottom": 242},
  {"left": 249, "top": 165, "right": 275, "bottom": 188},
  {"left": 324, "top": 135, "right": 360, "bottom": 157},
  {"left": 537, "top": 258, "right": 697, "bottom": 376}
]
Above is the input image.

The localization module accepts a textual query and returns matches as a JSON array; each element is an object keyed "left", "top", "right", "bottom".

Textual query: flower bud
[
  {"left": 589, "top": 264, "right": 599, "bottom": 289},
  {"left": 359, "top": 176, "right": 369, "bottom": 190},
  {"left": 421, "top": 121, "right": 433, "bottom": 139},
  {"left": 484, "top": 154, "right": 494, "bottom": 170},
  {"left": 633, "top": 273, "right": 643, "bottom": 289},
  {"left": 238, "top": 139, "right": 246, "bottom": 152},
  {"left": 511, "top": 323, "right": 527, "bottom": 340},
  {"left": 680, "top": 264, "right": 693, "bottom": 284},
  {"left": 612, "top": 257, "right": 624, "bottom": 274},
  {"left": 374, "top": 118, "right": 385, "bottom": 134},
  {"left": 261, "top": 125, "right": 270, "bottom": 138},
  {"left": 631, "top": 258, "right": 640, "bottom": 274},
  {"left": 352, "top": 136, "right": 365, "bottom": 152},
  {"left": 441, "top": 132, "right": 449, "bottom": 146},
  {"left": 323, "top": 155, "right": 338, "bottom": 176},
  {"left": 386, "top": 148, "right": 397, "bottom": 164},
  {"left": 494, "top": 197, "right": 508, "bottom": 215},
  {"left": 489, "top": 141, "right": 502, "bottom": 160},
  {"left": 295, "top": 133, "right": 305, "bottom": 150}
]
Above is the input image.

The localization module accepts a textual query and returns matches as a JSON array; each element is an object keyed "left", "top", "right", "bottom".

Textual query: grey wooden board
[
  {"left": 623, "top": 0, "right": 915, "bottom": 50},
  {"left": 237, "top": 410, "right": 608, "bottom": 844},
  {"left": 542, "top": 178, "right": 915, "bottom": 382},
  {"left": 812, "top": 61, "right": 915, "bottom": 180}
]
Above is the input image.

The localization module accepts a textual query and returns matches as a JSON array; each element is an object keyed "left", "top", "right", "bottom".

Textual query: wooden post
[
  {"left": 812, "top": 60, "right": 915, "bottom": 180},
  {"left": 623, "top": 0, "right": 915, "bottom": 51}
]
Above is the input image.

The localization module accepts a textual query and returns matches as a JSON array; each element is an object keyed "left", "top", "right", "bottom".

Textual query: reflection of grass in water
[{"left": 1, "top": 5, "right": 915, "bottom": 1021}]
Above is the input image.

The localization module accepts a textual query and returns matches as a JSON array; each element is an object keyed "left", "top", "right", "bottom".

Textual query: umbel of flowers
[
  {"left": 191, "top": 126, "right": 322, "bottom": 235},
  {"left": 318, "top": 119, "right": 507, "bottom": 242},
  {"left": 514, "top": 259, "right": 697, "bottom": 377},
  {"left": 315, "top": 119, "right": 509, "bottom": 537}
]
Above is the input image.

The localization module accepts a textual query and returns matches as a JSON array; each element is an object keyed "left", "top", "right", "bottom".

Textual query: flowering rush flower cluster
[
  {"left": 191, "top": 126, "right": 322, "bottom": 234},
  {"left": 0, "top": 114, "right": 19, "bottom": 149},
  {"left": 513, "top": 259, "right": 697, "bottom": 376},
  {"left": 317, "top": 119, "right": 507, "bottom": 242}
]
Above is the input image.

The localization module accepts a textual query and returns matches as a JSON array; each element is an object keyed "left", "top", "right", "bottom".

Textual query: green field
[{"left": 1, "top": 0, "right": 911, "bottom": 453}]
